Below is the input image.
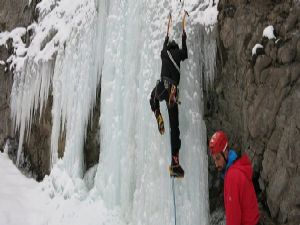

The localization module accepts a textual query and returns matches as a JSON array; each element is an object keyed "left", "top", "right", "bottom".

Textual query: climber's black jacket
[{"left": 160, "top": 33, "right": 188, "bottom": 85}]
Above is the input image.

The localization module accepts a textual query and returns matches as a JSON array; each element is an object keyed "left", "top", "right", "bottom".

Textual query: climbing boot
[
  {"left": 155, "top": 109, "right": 165, "bottom": 135},
  {"left": 169, "top": 165, "right": 185, "bottom": 178},
  {"left": 169, "top": 154, "right": 184, "bottom": 178}
]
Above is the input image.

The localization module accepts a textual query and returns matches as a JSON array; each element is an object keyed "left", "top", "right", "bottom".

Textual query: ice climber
[
  {"left": 209, "top": 130, "right": 260, "bottom": 225},
  {"left": 149, "top": 19, "right": 188, "bottom": 178}
]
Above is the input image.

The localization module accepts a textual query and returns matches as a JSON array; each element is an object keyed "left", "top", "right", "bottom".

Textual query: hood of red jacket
[{"left": 231, "top": 154, "right": 253, "bottom": 181}]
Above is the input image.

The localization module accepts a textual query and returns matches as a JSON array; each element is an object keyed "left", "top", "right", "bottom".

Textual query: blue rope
[
  {"left": 169, "top": 126, "right": 177, "bottom": 225},
  {"left": 172, "top": 177, "right": 177, "bottom": 225}
]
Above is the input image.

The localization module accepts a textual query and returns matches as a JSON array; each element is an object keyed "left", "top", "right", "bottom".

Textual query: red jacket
[{"left": 224, "top": 154, "right": 259, "bottom": 225}]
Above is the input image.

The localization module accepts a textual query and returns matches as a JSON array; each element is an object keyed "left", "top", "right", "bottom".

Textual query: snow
[
  {"left": 0, "top": 27, "right": 27, "bottom": 69},
  {"left": 0, "top": 152, "right": 47, "bottom": 225},
  {"left": 0, "top": 31, "right": 10, "bottom": 46},
  {"left": 275, "top": 38, "right": 282, "bottom": 44},
  {"left": 252, "top": 43, "right": 263, "bottom": 56},
  {"left": 0, "top": 151, "right": 126, "bottom": 225},
  {"left": 0, "top": 60, "right": 5, "bottom": 65},
  {"left": 263, "top": 25, "right": 276, "bottom": 40},
  {"left": 5, "top": 0, "right": 219, "bottom": 225},
  {"left": 0, "top": 27, "right": 26, "bottom": 50}
]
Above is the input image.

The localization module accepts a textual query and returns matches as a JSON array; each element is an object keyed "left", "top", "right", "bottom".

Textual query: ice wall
[
  {"left": 94, "top": 0, "right": 217, "bottom": 224},
  {"left": 50, "top": 18, "right": 99, "bottom": 177},
  {"left": 8, "top": 0, "right": 218, "bottom": 224}
]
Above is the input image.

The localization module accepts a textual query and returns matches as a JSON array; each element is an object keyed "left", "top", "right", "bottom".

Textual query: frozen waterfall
[{"left": 9, "top": 0, "right": 218, "bottom": 224}]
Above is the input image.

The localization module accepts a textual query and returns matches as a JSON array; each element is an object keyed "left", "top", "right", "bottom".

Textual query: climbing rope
[
  {"left": 167, "top": 3, "right": 188, "bottom": 224},
  {"left": 171, "top": 177, "right": 177, "bottom": 225},
  {"left": 169, "top": 125, "right": 177, "bottom": 225}
]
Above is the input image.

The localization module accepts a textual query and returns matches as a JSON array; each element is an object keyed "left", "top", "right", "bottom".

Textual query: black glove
[
  {"left": 165, "top": 35, "right": 169, "bottom": 42},
  {"left": 182, "top": 30, "right": 187, "bottom": 40}
]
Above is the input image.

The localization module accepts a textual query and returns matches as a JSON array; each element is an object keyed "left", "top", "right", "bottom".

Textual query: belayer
[
  {"left": 149, "top": 13, "right": 188, "bottom": 178},
  {"left": 209, "top": 131, "right": 260, "bottom": 225}
]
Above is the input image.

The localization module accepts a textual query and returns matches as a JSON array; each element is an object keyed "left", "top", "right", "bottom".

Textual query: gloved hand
[
  {"left": 165, "top": 35, "right": 169, "bottom": 42},
  {"left": 182, "top": 30, "right": 187, "bottom": 40}
]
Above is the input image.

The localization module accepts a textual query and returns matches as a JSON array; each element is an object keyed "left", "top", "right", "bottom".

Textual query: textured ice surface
[{"left": 6, "top": 0, "right": 219, "bottom": 224}]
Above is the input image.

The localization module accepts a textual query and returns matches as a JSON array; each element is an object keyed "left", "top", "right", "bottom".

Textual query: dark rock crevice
[{"left": 84, "top": 82, "right": 101, "bottom": 171}]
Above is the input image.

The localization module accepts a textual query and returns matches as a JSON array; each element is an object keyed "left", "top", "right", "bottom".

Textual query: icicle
[
  {"left": 11, "top": 57, "right": 53, "bottom": 165},
  {"left": 11, "top": 0, "right": 99, "bottom": 173},
  {"left": 50, "top": 17, "right": 100, "bottom": 177}
]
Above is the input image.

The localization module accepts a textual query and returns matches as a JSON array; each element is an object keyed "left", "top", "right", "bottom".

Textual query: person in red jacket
[{"left": 209, "top": 131, "right": 260, "bottom": 225}]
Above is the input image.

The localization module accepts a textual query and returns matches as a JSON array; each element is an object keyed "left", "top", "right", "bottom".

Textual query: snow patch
[
  {"left": 0, "top": 152, "right": 126, "bottom": 225},
  {"left": 84, "top": 164, "right": 98, "bottom": 190},
  {"left": 0, "top": 31, "right": 10, "bottom": 46},
  {"left": 0, "top": 27, "right": 26, "bottom": 46},
  {"left": 263, "top": 25, "right": 276, "bottom": 39},
  {"left": 3, "top": 141, "right": 9, "bottom": 154},
  {"left": 252, "top": 43, "right": 263, "bottom": 56},
  {"left": 41, "top": 160, "right": 88, "bottom": 200},
  {"left": 0, "top": 28, "right": 27, "bottom": 69},
  {"left": 190, "top": 1, "right": 219, "bottom": 31}
]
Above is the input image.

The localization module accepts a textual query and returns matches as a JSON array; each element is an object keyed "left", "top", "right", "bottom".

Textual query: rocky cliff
[
  {"left": 205, "top": 0, "right": 300, "bottom": 224},
  {"left": 0, "top": 0, "right": 43, "bottom": 178}
]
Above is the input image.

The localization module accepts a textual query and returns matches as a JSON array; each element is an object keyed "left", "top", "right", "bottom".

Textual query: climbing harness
[
  {"left": 162, "top": 76, "right": 177, "bottom": 87},
  {"left": 169, "top": 84, "right": 177, "bottom": 107},
  {"left": 161, "top": 76, "right": 181, "bottom": 107},
  {"left": 154, "top": 79, "right": 168, "bottom": 101},
  {"left": 154, "top": 78, "right": 180, "bottom": 109}
]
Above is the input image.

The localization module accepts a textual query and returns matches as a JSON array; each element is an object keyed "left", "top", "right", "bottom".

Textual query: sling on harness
[
  {"left": 167, "top": 50, "right": 180, "bottom": 73},
  {"left": 166, "top": 51, "right": 181, "bottom": 108}
]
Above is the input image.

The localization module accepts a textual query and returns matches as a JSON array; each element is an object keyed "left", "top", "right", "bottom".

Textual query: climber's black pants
[{"left": 149, "top": 80, "right": 181, "bottom": 155}]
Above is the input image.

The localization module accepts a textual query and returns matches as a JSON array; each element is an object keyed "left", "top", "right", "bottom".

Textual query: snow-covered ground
[
  {"left": 0, "top": 151, "right": 125, "bottom": 225},
  {"left": 0, "top": 152, "right": 47, "bottom": 225}
]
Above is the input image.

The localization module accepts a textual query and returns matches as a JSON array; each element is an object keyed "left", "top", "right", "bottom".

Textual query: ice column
[{"left": 94, "top": 0, "right": 216, "bottom": 225}]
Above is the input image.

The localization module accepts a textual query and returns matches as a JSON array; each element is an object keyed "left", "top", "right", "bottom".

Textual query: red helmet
[{"left": 209, "top": 131, "right": 228, "bottom": 155}]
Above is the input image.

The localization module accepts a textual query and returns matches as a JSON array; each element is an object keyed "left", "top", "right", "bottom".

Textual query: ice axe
[
  {"left": 182, "top": 10, "right": 189, "bottom": 31},
  {"left": 167, "top": 12, "right": 172, "bottom": 36}
]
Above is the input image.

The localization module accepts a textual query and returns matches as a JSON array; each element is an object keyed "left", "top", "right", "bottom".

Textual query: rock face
[
  {"left": 0, "top": 0, "right": 47, "bottom": 179},
  {"left": 0, "top": 44, "right": 14, "bottom": 151},
  {"left": 205, "top": 0, "right": 300, "bottom": 224},
  {"left": 0, "top": 0, "right": 39, "bottom": 149},
  {"left": 0, "top": 0, "right": 39, "bottom": 31}
]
